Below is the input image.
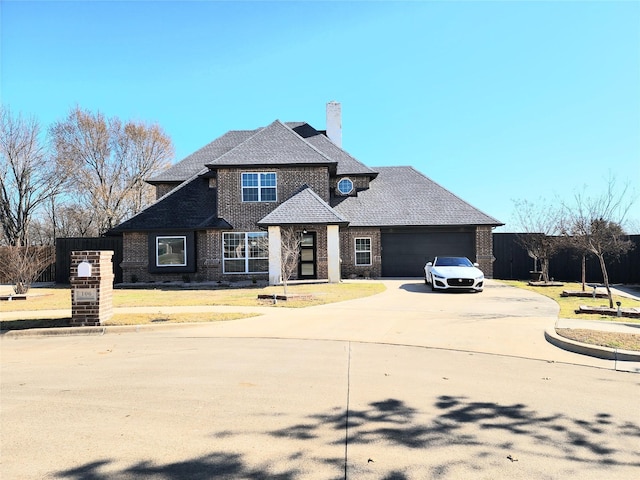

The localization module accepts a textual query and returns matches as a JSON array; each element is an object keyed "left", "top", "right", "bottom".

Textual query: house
[{"left": 109, "top": 102, "right": 502, "bottom": 284}]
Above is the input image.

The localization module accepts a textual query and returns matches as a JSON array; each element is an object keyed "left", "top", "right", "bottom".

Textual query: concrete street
[{"left": 1, "top": 280, "right": 639, "bottom": 479}]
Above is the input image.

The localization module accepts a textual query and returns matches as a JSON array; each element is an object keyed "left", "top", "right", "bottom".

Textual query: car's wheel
[
  {"left": 424, "top": 275, "right": 429, "bottom": 285},
  {"left": 430, "top": 281, "right": 435, "bottom": 292}
]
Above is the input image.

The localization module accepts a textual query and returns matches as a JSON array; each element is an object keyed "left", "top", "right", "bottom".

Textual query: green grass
[{"left": 498, "top": 280, "right": 640, "bottom": 322}]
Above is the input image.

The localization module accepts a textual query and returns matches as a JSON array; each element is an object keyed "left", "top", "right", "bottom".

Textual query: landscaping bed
[{"left": 556, "top": 328, "right": 640, "bottom": 351}]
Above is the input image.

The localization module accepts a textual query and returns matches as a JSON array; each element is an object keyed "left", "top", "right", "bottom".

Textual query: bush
[{"left": 0, "top": 246, "right": 54, "bottom": 294}]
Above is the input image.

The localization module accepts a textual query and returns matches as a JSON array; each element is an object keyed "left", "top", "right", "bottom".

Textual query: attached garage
[{"left": 381, "top": 228, "right": 475, "bottom": 277}]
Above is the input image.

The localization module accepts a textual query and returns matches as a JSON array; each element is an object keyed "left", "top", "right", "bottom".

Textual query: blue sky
[{"left": 2, "top": 0, "right": 639, "bottom": 232}]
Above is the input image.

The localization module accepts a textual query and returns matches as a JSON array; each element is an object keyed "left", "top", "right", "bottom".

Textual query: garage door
[{"left": 381, "top": 230, "right": 475, "bottom": 277}]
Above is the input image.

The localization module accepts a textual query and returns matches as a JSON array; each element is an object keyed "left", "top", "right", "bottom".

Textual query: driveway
[
  {"left": 2, "top": 280, "right": 639, "bottom": 479},
  {"left": 154, "top": 279, "right": 615, "bottom": 368}
]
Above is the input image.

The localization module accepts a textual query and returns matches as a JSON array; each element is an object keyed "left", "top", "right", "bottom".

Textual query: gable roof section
[
  {"left": 287, "top": 123, "right": 377, "bottom": 177},
  {"left": 206, "top": 120, "right": 337, "bottom": 169},
  {"left": 147, "top": 129, "right": 258, "bottom": 183},
  {"left": 109, "top": 174, "right": 231, "bottom": 233},
  {"left": 258, "top": 185, "right": 348, "bottom": 226},
  {"left": 333, "top": 166, "right": 502, "bottom": 227},
  {"left": 305, "top": 131, "right": 377, "bottom": 177}
]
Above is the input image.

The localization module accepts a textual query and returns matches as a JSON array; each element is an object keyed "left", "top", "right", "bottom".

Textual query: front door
[{"left": 298, "top": 232, "right": 317, "bottom": 279}]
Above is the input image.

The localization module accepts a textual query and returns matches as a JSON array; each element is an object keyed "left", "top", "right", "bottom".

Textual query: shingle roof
[
  {"left": 258, "top": 185, "right": 348, "bottom": 226},
  {"left": 332, "top": 166, "right": 503, "bottom": 227},
  {"left": 206, "top": 120, "right": 337, "bottom": 168},
  {"left": 305, "top": 132, "right": 377, "bottom": 176},
  {"left": 109, "top": 175, "right": 231, "bottom": 232},
  {"left": 287, "top": 123, "right": 377, "bottom": 176},
  {"left": 147, "top": 129, "right": 258, "bottom": 183}
]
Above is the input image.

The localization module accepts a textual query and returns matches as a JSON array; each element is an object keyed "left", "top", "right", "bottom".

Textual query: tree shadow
[
  {"left": 55, "top": 453, "right": 301, "bottom": 480},
  {"left": 53, "top": 396, "right": 640, "bottom": 479}
]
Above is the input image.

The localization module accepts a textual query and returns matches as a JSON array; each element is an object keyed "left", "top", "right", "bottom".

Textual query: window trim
[
  {"left": 337, "top": 177, "right": 354, "bottom": 195},
  {"left": 156, "top": 235, "right": 187, "bottom": 267},
  {"left": 354, "top": 237, "right": 372, "bottom": 266},
  {"left": 147, "top": 232, "right": 196, "bottom": 274},
  {"left": 223, "top": 231, "right": 269, "bottom": 274},
  {"left": 241, "top": 172, "right": 277, "bottom": 203}
]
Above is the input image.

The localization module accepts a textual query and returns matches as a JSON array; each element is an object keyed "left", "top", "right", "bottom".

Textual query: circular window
[{"left": 337, "top": 178, "right": 354, "bottom": 195}]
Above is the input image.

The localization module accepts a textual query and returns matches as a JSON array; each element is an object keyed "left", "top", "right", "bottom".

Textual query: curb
[
  {"left": 2, "top": 322, "right": 199, "bottom": 338},
  {"left": 544, "top": 328, "right": 640, "bottom": 362}
]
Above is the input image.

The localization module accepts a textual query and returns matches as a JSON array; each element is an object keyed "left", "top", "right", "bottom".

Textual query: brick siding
[
  {"left": 340, "top": 227, "right": 381, "bottom": 278},
  {"left": 475, "top": 226, "right": 495, "bottom": 278}
]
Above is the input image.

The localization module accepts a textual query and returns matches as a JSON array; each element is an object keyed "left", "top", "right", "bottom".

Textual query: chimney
[{"left": 326, "top": 101, "right": 342, "bottom": 148}]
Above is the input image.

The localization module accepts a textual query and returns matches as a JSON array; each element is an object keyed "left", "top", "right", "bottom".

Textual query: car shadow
[{"left": 399, "top": 282, "right": 479, "bottom": 294}]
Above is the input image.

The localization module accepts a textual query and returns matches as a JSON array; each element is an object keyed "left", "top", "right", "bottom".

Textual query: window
[
  {"left": 223, "top": 232, "right": 269, "bottom": 273},
  {"left": 337, "top": 178, "right": 354, "bottom": 195},
  {"left": 156, "top": 236, "right": 187, "bottom": 267},
  {"left": 242, "top": 172, "right": 276, "bottom": 202},
  {"left": 355, "top": 237, "right": 372, "bottom": 266}
]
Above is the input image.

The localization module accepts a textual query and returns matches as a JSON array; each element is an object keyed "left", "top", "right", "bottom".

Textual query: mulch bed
[
  {"left": 576, "top": 305, "right": 640, "bottom": 319},
  {"left": 528, "top": 281, "right": 564, "bottom": 287},
  {"left": 561, "top": 290, "right": 609, "bottom": 298},
  {"left": 257, "top": 294, "right": 313, "bottom": 301},
  {"left": 0, "top": 295, "right": 27, "bottom": 301}
]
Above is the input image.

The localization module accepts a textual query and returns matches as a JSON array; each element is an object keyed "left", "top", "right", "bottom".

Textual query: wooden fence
[
  {"left": 492, "top": 233, "right": 640, "bottom": 284},
  {"left": 4, "top": 234, "right": 637, "bottom": 286},
  {"left": 55, "top": 237, "right": 123, "bottom": 284}
]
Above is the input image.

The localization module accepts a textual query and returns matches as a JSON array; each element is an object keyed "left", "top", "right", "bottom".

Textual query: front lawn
[{"left": 1, "top": 281, "right": 386, "bottom": 312}]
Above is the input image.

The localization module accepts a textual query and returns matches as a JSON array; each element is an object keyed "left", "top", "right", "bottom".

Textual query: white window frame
[
  {"left": 337, "top": 177, "right": 354, "bottom": 195},
  {"left": 241, "top": 172, "right": 277, "bottom": 202},
  {"left": 223, "top": 232, "right": 269, "bottom": 274},
  {"left": 354, "top": 237, "right": 372, "bottom": 266},
  {"left": 156, "top": 236, "right": 187, "bottom": 267}
]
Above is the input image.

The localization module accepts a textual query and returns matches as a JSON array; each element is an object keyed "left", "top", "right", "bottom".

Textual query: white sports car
[{"left": 424, "top": 256, "right": 484, "bottom": 292}]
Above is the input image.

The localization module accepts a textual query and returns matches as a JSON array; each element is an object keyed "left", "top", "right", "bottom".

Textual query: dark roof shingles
[
  {"left": 207, "top": 120, "right": 336, "bottom": 168},
  {"left": 110, "top": 176, "right": 230, "bottom": 232},
  {"left": 333, "top": 166, "right": 502, "bottom": 227},
  {"left": 148, "top": 129, "right": 257, "bottom": 183}
]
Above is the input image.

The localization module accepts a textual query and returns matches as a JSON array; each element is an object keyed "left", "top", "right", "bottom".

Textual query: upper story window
[
  {"left": 242, "top": 172, "right": 277, "bottom": 202},
  {"left": 337, "top": 178, "right": 354, "bottom": 195}
]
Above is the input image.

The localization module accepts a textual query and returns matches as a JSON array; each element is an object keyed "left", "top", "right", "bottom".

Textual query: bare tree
[
  {"left": 0, "top": 245, "right": 54, "bottom": 294},
  {"left": 564, "top": 177, "right": 636, "bottom": 307},
  {"left": 512, "top": 198, "right": 562, "bottom": 283},
  {"left": 280, "top": 226, "right": 302, "bottom": 296},
  {"left": 50, "top": 107, "right": 173, "bottom": 234},
  {"left": 0, "top": 107, "right": 66, "bottom": 246}
]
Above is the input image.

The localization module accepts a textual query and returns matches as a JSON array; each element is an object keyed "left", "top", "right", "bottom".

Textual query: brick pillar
[
  {"left": 70, "top": 251, "right": 114, "bottom": 326},
  {"left": 475, "top": 227, "right": 495, "bottom": 278}
]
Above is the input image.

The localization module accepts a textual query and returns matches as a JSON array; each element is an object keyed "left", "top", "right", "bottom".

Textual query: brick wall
[
  {"left": 331, "top": 175, "right": 371, "bottom": 197},
  {"left": 120, "top": 232, "right": 148, "bottom": 282},
  {"left": 217, "top": 166, "right": 330, "bottom": 230},
  {"left": 340, "top": 227, "right": 381, "bottom": 278},
  {"left": 475, "top": 226, "right": 495, "bottom": 278},
  {"left": 155, "top": 183, "right": 179, "bottom": 200}
]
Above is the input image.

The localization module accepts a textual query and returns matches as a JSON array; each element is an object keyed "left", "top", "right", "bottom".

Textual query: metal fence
[{"left": 493, "top": 233, "right": 640, "bottom": 284}]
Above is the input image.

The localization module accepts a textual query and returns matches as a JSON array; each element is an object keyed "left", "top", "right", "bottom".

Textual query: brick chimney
[{"left": 326, "top": 101, "right": 342, "bottom": 148}]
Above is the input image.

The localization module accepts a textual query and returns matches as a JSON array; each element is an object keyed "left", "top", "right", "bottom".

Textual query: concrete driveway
[{"left": 2, "top": 280, "right": 639, "bottom": 479}]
